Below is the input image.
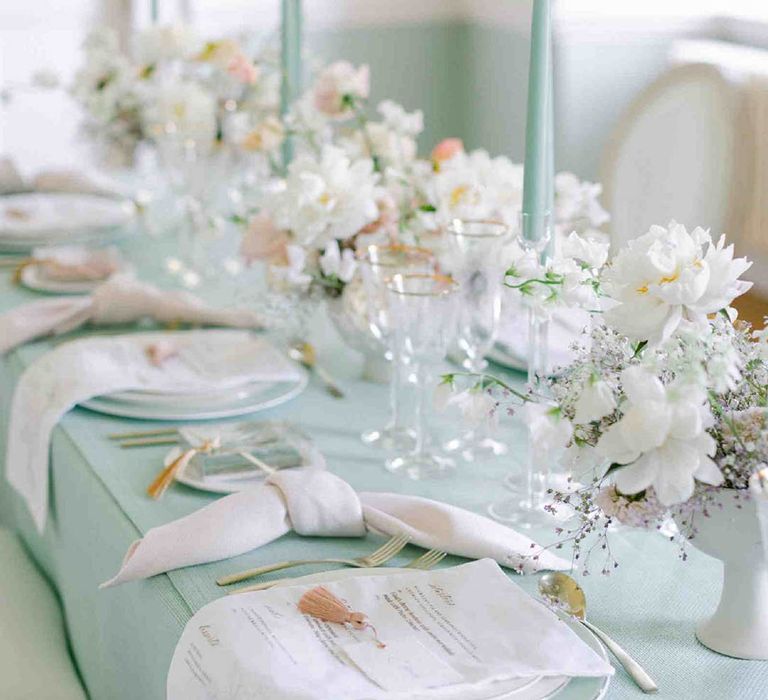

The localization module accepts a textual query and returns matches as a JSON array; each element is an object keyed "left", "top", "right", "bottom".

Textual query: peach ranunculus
[
  {"left": 241, "top": 212, "right": 290, "bottom": 265},
  {"left": 431, "top": 137, "right": 464, "bottom": 166},
  {"left": 241, "top": 116, "right": 285, "bottom": 152},
  {"left": 227, "top": 53, "right": 260, "bottom": 84},
  {"left": 312, "top": 61, "right": 370, "bottom": 117}
]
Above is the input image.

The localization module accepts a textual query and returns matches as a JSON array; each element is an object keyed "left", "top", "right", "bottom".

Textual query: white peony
[
  {"left": 560, "top": 231, "right": 609, "bottom": 270},
  {"left": 319, "top": 240, "right": 357, "bottom": 282},
  {"left": 142, "top": 80, "right": 217, "bottom": 143},
  {"left": 602, "top": 221, "right": 752, "bottom": 345},
  {"left": 573, "top": 376, "right": 617, "bottom": 424},
  {"left": 596, "top": 366, "right": 722, "bottom": 506},
  {"left": 264, "top": 145, "right": 380, "bottom": 250}
]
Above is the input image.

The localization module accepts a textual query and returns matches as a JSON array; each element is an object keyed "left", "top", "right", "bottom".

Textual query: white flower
[
  {"left": 241, "top": 115, "right": 285, "bottom": 153},
  {"left": 523, "top": 403, "right": 573, "bottom": 461},
  {"left": 555, "top": 172, "right": 610, "bottom": 232},
  {"left": 426, "top": 149, "right": 524, "bottom": 226},
  {"left": 319, "top": 241, "right": 357, "bottom": 282},
  {"left": 271, "top": 244, "right": 312, "bottom": 289},
  {"left": 312, "top": 61, "right": 370, "bottom": 117},
  {"left": 341, "top": 122, "right": 418, "bottom": 167},
  {"left": 602, "top": 221, "right": 752, "bottom": 345},
  {"left": 377, "top": 100, "right": 423, "bottom": 136},
  {"left": 755, "top": 322, "right": 768, "bottom": 360},
  {"left": 134, "top": 25, "right": 197, "bottom": 65},
  {"left": 707, "top": 340, "right": 742, "bottom": 393},
  {"left": 264, "top": 145, "right": 379, "bottom": 249},
  {"left": 142, "top": 80, "right": 217, "bottom": 143},
  {"left": 560, "top": 231, "right": 609, "bottom": 270},
  {"left": 573, "top": 377, "right": 617, "bottom": 424},
  {"left": 596, "top": 366, "right": 722, "bottom": 506},
  {"left": 450, "top": 390, "right": 498, "bottom": 429}
]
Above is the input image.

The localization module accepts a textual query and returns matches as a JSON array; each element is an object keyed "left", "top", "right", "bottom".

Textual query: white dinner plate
[
  {"left": 80, "top": 369, "right": 308, "bottom": 421},
  {"left": 19, "top": 264, "right": 129, "bottom": 295},
  {"left": 0, "top": 193, "right": 136, "bottom": 251},
  {"left": 268, "top": 568, "right": 610, "bottom": 700}
]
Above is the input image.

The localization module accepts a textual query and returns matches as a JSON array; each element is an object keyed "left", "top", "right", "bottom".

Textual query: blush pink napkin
[
  {"left": 102, "top": 469, "right": 569, "bottom": 587},
  {"left": 0, "top": 274, "right": 263, "bottom": 353}
]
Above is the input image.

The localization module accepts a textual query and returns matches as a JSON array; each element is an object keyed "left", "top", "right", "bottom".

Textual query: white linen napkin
[
  {"left": 102, "top": 469, "right": 569, "bottom": 587},
  {"left": 166, "top": 559, "right": 611, "bottom": 700},
  {"left": 0, "top": 274, "right": 263, "bottom": 353},
  {"left": 6, "top": 331, "right": 300, "bottom": 532}
]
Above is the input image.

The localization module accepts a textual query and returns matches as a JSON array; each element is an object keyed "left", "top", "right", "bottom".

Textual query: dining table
[{"left": 0, "top": 232, "right": 766, "bottom": 700}]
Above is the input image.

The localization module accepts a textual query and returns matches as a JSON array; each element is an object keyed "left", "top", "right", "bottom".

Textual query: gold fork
[
  {"left": 216, "top": 533, "right": 410, "bottom": 587},
  {"left": 226, "top": 547, "right": 446, "bottom": 595},
  {"left": 406, "top": 549, "right": 447, "bottom": 570}
]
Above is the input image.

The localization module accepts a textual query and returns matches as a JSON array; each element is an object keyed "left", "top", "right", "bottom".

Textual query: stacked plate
[
  {"left": 79, "top": 332, "right": 308, "bottom": 421},
  {"left": 0, "top": 192, "right": 136, "bottom": 252}
]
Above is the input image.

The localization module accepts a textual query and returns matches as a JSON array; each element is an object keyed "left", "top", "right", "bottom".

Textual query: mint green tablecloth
[{"left": 1, "top": 243, "right": 767, "bottom": 699}]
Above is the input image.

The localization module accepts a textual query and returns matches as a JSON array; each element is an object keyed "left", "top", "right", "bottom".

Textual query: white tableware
[
  {"left": 270, "top": 567, "right": 610, "bottom": 700},
  {"left": 0, "top": 193, "right": 136, "bottom": 251},
  {"left": 19, "top": 263, "right": 130, "bottom": 295},
  {"left": 674, "top": 492, "right": 768, "bottom": 660},
  {"left": 80, "top": 370, "right": 307, "bottom": 421}
]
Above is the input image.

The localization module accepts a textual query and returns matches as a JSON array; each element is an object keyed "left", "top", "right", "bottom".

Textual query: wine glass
[
  {"left": 443, "top": 219, "right": 510, "bottom": 460},
  {"left": 360, "top": 244, "right": 436, "bottom": 450},
  {"left": 385, "top": 273, "right": 459, "bottom": 479}
]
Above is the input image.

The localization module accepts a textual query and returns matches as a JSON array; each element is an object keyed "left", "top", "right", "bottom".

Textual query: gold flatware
[
  {"left": 288, "top": 342, "right": 344, "bottom": 399},
  {"left": 406, "top": 549, "right": 447, "bottom": 570},
  {"left": 119, "top": 436, "right": 180, "bottom": 448},
  {"left": 539, "top": 572, "right": 658, "bottom": 694},
  {"left": 225, "top": 544, "right": 439, "bottom": 595},
  {"left": 108, "top": 428, "right": 179, "bottom": 440},
  {"left": 217, "top": 533, "right": 410, "bottom": 587},
  {"left": 146, "top": 437, "right": 220, "bottom": 500}
]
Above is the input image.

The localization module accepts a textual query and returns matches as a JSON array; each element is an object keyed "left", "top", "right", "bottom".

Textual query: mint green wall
[
  {"left": 309, "top": 21, "right": 677, "bottom": 182},
  {"left": 308, "top": 23, "right": 468, "bottom": 156}
]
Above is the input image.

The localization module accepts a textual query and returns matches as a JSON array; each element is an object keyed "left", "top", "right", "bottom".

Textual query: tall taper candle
[
  {"left": 521, "top": 0, "right": 552, "bottom": 245},
  {"left": 281, "top": 0, "right": 303, "bottom": 166}
]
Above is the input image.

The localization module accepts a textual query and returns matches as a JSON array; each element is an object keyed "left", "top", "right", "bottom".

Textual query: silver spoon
[
  {"left": 539, "top": 572, "right": 658, "bottom": 694},
  {"left": 288, "top": 342, "right": 344, "bottom": 398}
]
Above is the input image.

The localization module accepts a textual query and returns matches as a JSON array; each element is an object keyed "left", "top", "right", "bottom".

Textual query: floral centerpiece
[
  {"left": 71, "top": 25, "right": 282, "bottom": 166},
  {"left": 442, "top": 220, "right": 768, "bottom": 657}
]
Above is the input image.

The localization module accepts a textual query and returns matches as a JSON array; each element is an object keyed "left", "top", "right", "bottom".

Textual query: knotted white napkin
[
  {"left": 102, "top": 469, "right": 569, "bottom": 587},
  {"left": 0, "top": 274, "right": 262, "bottom": 353},
  {"left": 6, "top": 331, "right": 300, "bottom": 532}
]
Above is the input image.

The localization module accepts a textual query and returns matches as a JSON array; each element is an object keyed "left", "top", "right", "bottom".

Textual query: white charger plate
[
  {"left": 0, "top": 193, "right": 136, "bottom": 251},
  {"left": 268, "top": 568, "right": 610, "bottom": 700},
  {"left": 80, "top": 369, "right": 308, "bottom": 421}
]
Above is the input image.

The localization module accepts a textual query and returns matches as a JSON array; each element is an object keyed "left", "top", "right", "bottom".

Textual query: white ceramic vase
[{"left": 684, "top": 492, "right": 768, "bottom": 659}]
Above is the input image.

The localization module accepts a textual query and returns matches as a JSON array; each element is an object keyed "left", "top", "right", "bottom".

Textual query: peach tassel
[
  {"left": 298, "top": 586, "right": 385, "bottom": 648},
  {"left": 146, "top": 438, "right": 219, "bottom": 500}
]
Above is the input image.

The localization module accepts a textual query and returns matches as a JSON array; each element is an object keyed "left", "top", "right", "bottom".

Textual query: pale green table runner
[{"left": 0, "top": 243, "right": 766, "bottom": 699}]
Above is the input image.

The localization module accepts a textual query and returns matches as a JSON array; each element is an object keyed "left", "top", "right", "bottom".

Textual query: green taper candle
[
  {"left": 280, "top": 0, "right": 302, "bottom": 165},
  {"left": 522, "top": 0, "right": 553, "bottom": 245}
]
